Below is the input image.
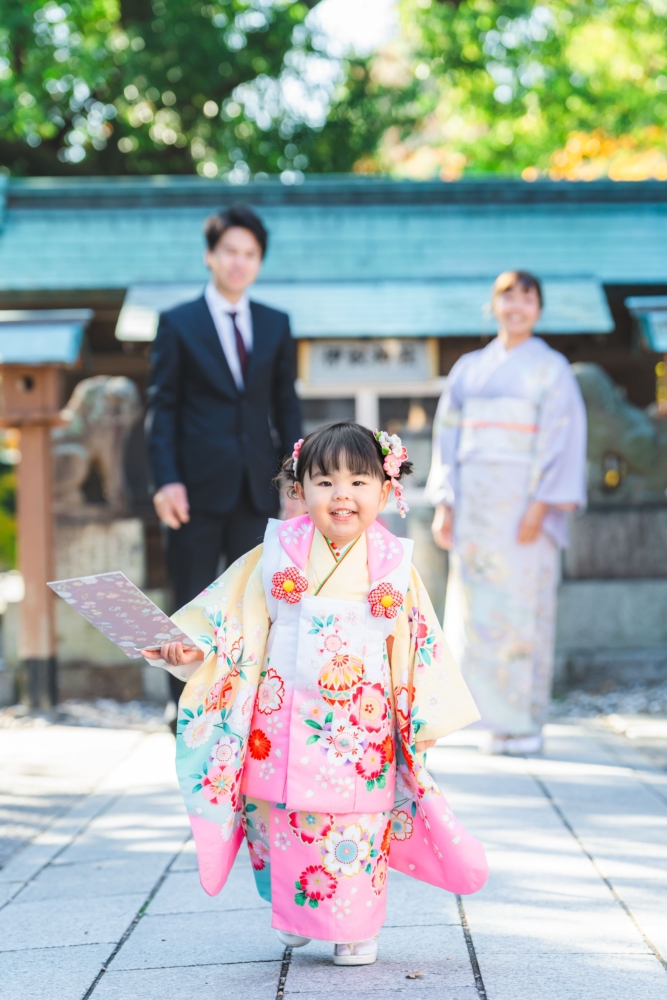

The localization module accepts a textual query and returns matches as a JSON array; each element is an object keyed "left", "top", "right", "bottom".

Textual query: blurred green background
[{"left": 3, "top": 0, "right": 667, "bottom": 181}]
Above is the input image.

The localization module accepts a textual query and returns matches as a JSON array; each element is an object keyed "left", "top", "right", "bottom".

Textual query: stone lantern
[{"left": 0, "top": 310, "right": 91, "bottom": 707}]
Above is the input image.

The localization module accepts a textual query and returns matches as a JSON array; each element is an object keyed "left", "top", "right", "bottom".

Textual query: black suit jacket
[{"left": 146, "top": 295, "right": 302, "bottom": 516}]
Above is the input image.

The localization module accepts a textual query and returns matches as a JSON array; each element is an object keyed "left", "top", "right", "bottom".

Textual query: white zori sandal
[
  {"left": 276, "top": 929, "right": 311, "bottom": 948},
  {"left": 333, "top": 934, "right": 379, "bottom": 966}
]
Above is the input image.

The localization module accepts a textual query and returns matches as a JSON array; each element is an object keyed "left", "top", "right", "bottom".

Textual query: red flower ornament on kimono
[
  {"left": 295, "top": 865, "right": 337, "bottom": 908},
  {"left": 248, "top": 728, "right": 271, "bottom": 760},
  {"left": 368, "top": 582, "right": 403, "bottom": 619},
  {"left": 271, "top": 565, "right": 308, "bottom": 604}
]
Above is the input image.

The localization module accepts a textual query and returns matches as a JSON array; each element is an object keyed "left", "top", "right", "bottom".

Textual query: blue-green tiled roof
[
  {"left": 117, "top": 276, "right": 613, "bottom": 339},
  {"left": 0, "top": 322, "right": 84, "bottom": 364},
  {"left": 1, "top": 175, "right": 666, "bottom": 295}
]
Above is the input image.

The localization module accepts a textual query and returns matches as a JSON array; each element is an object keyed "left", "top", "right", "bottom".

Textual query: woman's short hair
[
  {"left": 492, "top": 270, "right": 543, "bottom": 309},
  {"left": 204, "top": 203, "right": 268, "bottom": 256}
]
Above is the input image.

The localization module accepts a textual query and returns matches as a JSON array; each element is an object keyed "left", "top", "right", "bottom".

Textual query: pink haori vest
[{"left": 242, "top": 518, "right": 412, "bottom": 813}]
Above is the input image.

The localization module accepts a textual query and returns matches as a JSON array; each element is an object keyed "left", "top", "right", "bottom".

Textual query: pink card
[{"left": 47, "top": 571, "right": 197, "bottom": 659}]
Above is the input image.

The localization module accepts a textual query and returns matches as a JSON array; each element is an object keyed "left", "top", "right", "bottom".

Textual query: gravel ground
[
  {"left": 2, "top": 677, "right": 667, "bottom": 732},
  {"left": 552, "top": 678, "right": 667, "bottom": 718},
  {"left": 0, "top": 698, "right": 170, "bottom": 731}
]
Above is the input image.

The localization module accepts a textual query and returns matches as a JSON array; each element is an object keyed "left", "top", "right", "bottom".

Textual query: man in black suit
[{"left": 147, "top": 204, "right": 302, "bottom": 704}]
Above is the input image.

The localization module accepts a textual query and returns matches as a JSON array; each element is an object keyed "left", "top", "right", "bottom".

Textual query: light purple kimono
[{"left": 427, "top": 336, "right": 587, "bottom": 735}]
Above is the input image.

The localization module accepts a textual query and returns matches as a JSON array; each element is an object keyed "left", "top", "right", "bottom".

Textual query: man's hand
[
  {"left": 154, "top": 483, "right": 190, "bottom": 530},
  {"left": 431, "top": 504, "right": 453, "bottom": 551},
  {"left": 517, "top": 500, "right": 548, "bottom": 544},
  {"left": 142, "top": 642, "right": 204, "bottom": 666}
]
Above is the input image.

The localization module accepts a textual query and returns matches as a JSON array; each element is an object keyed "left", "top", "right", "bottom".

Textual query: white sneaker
[
  {"left": 276, "top": 929, "right": 311, "bottom": 948},
  {"left": 333, "top": 934, "right": 379, "bottom": 966},
  {"left": 492, "top": 733, "right": 543, "bottom": 755}
]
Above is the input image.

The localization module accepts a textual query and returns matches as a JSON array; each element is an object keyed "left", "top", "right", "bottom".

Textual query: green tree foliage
[
  {"left": 340, "top": 0, "right": 667, "bottom": 178},
  {"left": 0, "top": 0, "right": 321, "bottom": 176},
  {"left": 6, "top": 1, "right": 667, "bottom": 180}
]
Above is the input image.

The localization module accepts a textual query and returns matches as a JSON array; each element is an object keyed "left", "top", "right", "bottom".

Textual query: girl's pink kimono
[{"left": 169, "top": 515, "right": 488, "bottom": 942}]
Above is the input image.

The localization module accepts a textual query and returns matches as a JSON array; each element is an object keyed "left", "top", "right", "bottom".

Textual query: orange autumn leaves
[{"left": 524, "top": 127, "right": 667, "bottom": 182}]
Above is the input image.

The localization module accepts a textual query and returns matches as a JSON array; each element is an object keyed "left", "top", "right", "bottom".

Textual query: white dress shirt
[{"left": 204, "top": 281, "right": 253, "bottom": 390}]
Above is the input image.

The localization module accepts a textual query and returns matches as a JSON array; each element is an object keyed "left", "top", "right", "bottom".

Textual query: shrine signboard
[{"left": 301, "top": 338, "right": 438, "bottom": 385}]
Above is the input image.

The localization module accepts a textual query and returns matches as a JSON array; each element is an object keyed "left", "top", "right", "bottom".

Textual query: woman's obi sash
[
  {"left": 458, "top": 396, "right": 537, "bottom": 465},
  {"left": 242, "top": 519, "right": 413, "bottom": 815}
]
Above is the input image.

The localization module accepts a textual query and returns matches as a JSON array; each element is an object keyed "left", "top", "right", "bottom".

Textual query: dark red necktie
[{"left": 229, "top": 311, "right": 249, "bottom": 383}]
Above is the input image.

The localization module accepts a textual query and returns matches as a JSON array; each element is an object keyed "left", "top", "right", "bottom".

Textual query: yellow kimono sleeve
[
  {"left": 390, "top": 565, "right": 480, "bottom": 743},
  {"left": 169, "top": 544, "right": 268, "bottom": 691}
]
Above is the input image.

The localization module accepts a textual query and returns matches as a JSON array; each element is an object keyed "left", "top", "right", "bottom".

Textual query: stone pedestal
[
  {"left": 554, "top": 577, "right": 667, "bottom": 689},
  {"left": 55, "top": 517, "right": 146, "bottom": 586},
  {"left": 564, "top": 507, "right": 667, "bottom": 580},
  {"left": 1, "top": 518, "right": 170, "bottom": 703}
]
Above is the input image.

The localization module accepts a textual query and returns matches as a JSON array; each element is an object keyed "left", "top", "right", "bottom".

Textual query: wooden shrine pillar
[
  {"left": 0, "top": 310, "right": 90, "bottom": 708},
  {"left": 0, "top": 369, "right": 62, "bottom": 706}
]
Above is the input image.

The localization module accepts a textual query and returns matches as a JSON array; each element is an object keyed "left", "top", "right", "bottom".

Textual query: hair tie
[{"left": 375, "top": 430, "right": 410, "bottom": 518}]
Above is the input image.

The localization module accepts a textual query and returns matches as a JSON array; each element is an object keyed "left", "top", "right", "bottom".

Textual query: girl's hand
[
  {"left": 517, "top": 500, "right": 548, "bottom": 544},
  {"left": 415, "top": 739, "right": 437, "bottom": 753},
  {"left": 431, "top": 504, "right": 453, "bottom": 551},
  {"left": 141, "top": 642, "right": 205, "bottom": 666}
]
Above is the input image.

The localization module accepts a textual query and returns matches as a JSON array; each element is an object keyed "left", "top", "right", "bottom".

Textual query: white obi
[
  {"left": 458, "top": 396, "right": 538, "bottom": 465},
  {"left": 242, "top": 520, "right": 413, "bottom": 814}
]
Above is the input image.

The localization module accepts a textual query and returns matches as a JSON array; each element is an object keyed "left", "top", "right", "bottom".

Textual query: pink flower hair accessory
[
  {"left": 375, "top": 430, "right": 410, "bottom": 518},
  {"left": 292, "top": 438, "right": 304, "bottom": 474}
]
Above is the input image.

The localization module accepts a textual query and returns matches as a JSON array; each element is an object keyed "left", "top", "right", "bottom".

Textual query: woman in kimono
[
  {"left": 144, "top": 422, "right": 487, "bottom": 966},
  {"left": 427, "top": 271, "right": 587, "bottom": 755}
]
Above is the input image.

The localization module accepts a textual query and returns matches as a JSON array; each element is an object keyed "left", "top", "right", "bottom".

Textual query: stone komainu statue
[
  {"left": 52, "top": 376, "right": 141, "bottom": 513},
  {"left": 572, "top": 362, "right": 667, "bottom": 506}
]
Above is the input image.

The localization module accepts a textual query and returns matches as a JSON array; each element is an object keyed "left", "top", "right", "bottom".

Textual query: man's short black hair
[{"left": 204, "top": 203, "right": 268, "bottom": 257}]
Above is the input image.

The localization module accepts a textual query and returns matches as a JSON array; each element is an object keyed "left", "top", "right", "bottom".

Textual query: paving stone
[
  {"left": 0, "top": 892, "right": 146, "bottom": 951},
  {"left": 112, "top": 907, "right": 284, "bottom": 970},
  {"left": 0, "top": 727, "right": 144, "bottom": 867},
  {"left": 51, "top": 793, "right": 189, "bottom": 866},
  {"left": 1, "top": 719, "right": 666, "bottom": 1000},
  {"left": 464, "top": 898, "right": 649, "bottom": 955},
  {"left": 169, "top": 838, "right": 199, "bottom": 871},
  {"left": 90, "top": 962, "right": 282, "bottom": 1000},
  {"left": 607, "top": 877, "right": 667, "bottom": 958},
  {"left": 18, "top": 853, "right": 172, "bottom": 903},
  {"left": 286, "top": 924, "right": 476, "bottom": 996},
  {"left": 384, "top": 871, "right": 460, "bottom": 927},
  {"left": 0, "top": 881, "right": 23, "bottom": 906},
  {"left": 148, "top": 864, "right": 270, "bottom": 916},
  {"left": 474, "top": 951, "right": 667, "bottom": 1000},
  {"left": 283, "top": 993, "right": 473, "bottom": 1000},
  {"left": 0, "top": 942, "right": 110, "bottom": 1000},
  {"left": 0, "top": 792, "right": 117, "bottom": 884}
]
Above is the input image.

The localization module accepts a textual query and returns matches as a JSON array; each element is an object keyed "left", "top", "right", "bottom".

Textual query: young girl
[{"left": 143, "top": 422, "right": 488, "bottom": 966}]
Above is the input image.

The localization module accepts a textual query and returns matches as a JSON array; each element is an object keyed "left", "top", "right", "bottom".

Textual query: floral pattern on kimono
[{"left": 165, "top": 517, "right": 488, "bottom": 939}]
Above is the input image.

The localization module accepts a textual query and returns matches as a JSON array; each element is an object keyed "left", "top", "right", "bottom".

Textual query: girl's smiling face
[{"left": 295, "top": 464, "right": 392, "bottom": 547}]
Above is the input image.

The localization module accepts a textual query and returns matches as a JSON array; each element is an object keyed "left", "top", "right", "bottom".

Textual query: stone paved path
[{"left": 1, "top": 718, "right": 666, "bottom": 999}]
